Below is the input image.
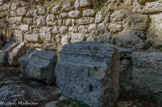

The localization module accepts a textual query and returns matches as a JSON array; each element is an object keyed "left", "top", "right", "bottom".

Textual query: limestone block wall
[{"left": 0, "top": 0, "right": 161, "bottom": 52}]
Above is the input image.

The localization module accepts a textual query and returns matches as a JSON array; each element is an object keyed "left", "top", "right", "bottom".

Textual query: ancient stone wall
[{"left": 0, "top": 0, "right": 161, "bottom": 52}]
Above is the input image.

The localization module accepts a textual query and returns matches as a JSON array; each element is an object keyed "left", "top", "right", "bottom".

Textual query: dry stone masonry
[
  {"left": 55, "top": 42, "right": 120, "bottom": 107},
  {"left": 0, "top": 0, "right": 162, "bottom": 52}
]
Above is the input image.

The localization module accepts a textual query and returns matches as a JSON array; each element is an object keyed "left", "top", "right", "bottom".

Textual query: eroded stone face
[
  {"left": 9, "top": 42, "right": 26, "bottom": 65},
  {"left": 18, "top": 48, "right": 57, "bottom": 85},
  {"left": 131, "top": 52, "right": 162, "bottom": 100},
  {"left": 16, "top": 7, "right": 27, "bottom": 16},
  {"left": 146, "top": 13, "right": 162, "bottom": 47},
  {"left": 133, "top": 1, "right": 162, "bottom": 13},
  {"left": 115, "top": 30, "right": 147, "bottom": 49},
  {"left": 55, "top": 42, "right": 120, "bottom": 107},
  {"left": 24, "top": 33, "right": 39, "bottom": 42}
]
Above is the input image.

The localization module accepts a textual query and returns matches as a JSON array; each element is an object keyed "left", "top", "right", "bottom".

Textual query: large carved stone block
[{"left": 55, "top": 42, "right": 120, "bottom": 107}]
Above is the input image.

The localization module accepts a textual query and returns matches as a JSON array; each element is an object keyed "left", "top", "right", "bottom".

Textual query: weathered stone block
[
  {"left": 19, "top": 24, "right": 29, "bottom": 32},
  {"left": 70, "top": 33, "right": 85, "bottom": 43},
  {"left": 55, "top": 42, "right": 120, "bottom": 107},
  {"left": 37, "top": 16, "right": 46, "bottom": 26},
  {"left": 95, "top": 12, "right": 104, "bottom": 23},
  {"left": 46, "top": 14, "right": 56, "bottom": 26},
  {"left": 19, "top": 48, "right": 57, "bottom": 85},
  {"left": 0, "top": 42, "right": 18, "bottom": 64},
  {"left": 133, "top": 1, "right": 162, "bottom": 14},
  {"left": 52, "top": 5, "right": 62, "bottom": 14},
  {"left": 146, "top": 13, "right": 162, "bottom": 47},
  {"left": 78, "top": 25, "right": 89, "bottom": 34},
  {"left": 14, "top": 16, "right": 22, "bottom": 24},
  {"left": 37, "top": 8, "right": 46, "bottom": 16},
  {"left": 68, "top": 10, "right": 81, "bottom": 18},
  {"left": 62, "top": 1, "right": 74, "bottom": 12},
  {"left": 109, "top": 22, "right": 123, "bottom": 33},
  {"left": 83, "top": 9, "right": 95, "bottom": 17},
  {"left": 8, "top": 42, "right": 26, "bottom": 65},
  {"left": 16, "top": 7, "right": 27, "bottom": 16},
  {"left": 75, "top": 0, "right": 92, "bottom": 9},
  {"left": 24, "top": 33, "right": 39, "bottom": 42},
  {"left": 11, "top": 2, "right": 20, "bottom": 10},
  {"left": 110, "top": 10, "right": 127, "bottom": 22},
  {"left": 78, "top": 17, "right": 94, "bottom": 25},
  {"left": 14, "top": 30, "right": 24, "bottom": 43},
  {"left": 23, "top": 18, "right": 33, "bottom": 25},
  {"left": 115, "top": 30, "right": 147, "bottom": 49},
  {"left": 131, "top": 52, "right": 162, "bottom": 100}
]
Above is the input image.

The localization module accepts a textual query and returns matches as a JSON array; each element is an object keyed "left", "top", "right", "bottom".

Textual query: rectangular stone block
[
  {"left": 19, "top": 48, "right": 57, "bottom": 85},
  {"left": 0, "top": 42, "right": 18, "bottom": 64},
  {"left": 55, "top": 42, "right": 120, "bottom": 107},
  {"left": 8, "top": 42, "right": 26, "bottom": 65},
  {"left": 131, "top": 52, "right": 162, "bottom": 101}
]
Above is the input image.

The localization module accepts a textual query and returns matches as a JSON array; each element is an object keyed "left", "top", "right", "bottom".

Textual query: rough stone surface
[
  {"left": 16, "top": 7, "right": 27, "bottom": 16},
  {"left": 115, "top": 30, "right": 147, "bottom": 49},
  {"left": 24, "top": 33, "right": 39, "bottom": 42},
  {"left": 95, "top": 12, "right": 104, "bottom": 23},
  {"left": 8, "top": 42, "right": 26, "bottom": 66},
  {"left": 70, "top": 33, "right": 85, "bottom": 43},
  {"left": 83, "top": 9, "right": 95, "bottom": 17},
  {"left": 131, "top": 52, "right": 162, "bottom": 100},
  {"left": 0, "top": 84, "right": 29, "bottom": 102},
  {"left": 75, "top": 0, "right": 92, "bottom": 9},
  {"left": 78, "top": 17, "right": 94, "bottom": 25},
  {"left": 14, "top": 30, "right": 24, "bottom": 43},
  {"left": 0, "top": 42, "right": 18, "bottom": 64},
  {"left": 18, "top": 48, "right": 57, "bottom": 85},
  {"left": 68, "top": 10, "right": 81, "bottom": 18},
  {"left": 19, "top": 24, "right": 29, "bottom": 32},
  {"left": 133, "top": 1, "right": 162, "bottom": 14},
  {"left": 55, "top": 42, "right": 120, "bottom": 107},
  {"left": 146, "top": 13, "right": 162, "bottom": 47}
]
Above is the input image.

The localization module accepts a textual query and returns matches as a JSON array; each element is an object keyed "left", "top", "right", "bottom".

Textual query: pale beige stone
[
  {"left": 19, "top": 24, "right": 29, "bottom": 32},
  {"left": 37, "top": 8, "right": 46, "bottom": 15},
  {"left": 64, "top": 19, "right": 72, "bottom": 26},
  {"left": 95, "top": 12, "right": 104, "bottom": 23},
  {"left": 61, "top": 35, "right": 70, "bottom": 46},
  {"left": 16, "top": 7, "right": 27, "bottom": 16},
  {"left": 79, "top": 17, "right": 94, "bottom": 25},
  {"left": 70, "top": 33, "right": 85, "bottom": 43},
  {"left": 109, "top": 22, "right": 123, "bottom": 34},
  {"left": 46, "top": 14, "right": 56, "bottom": 26},
  {"left": 83, "top": 9, "right": 95, "bottom": 17},
  {"left": 37, "top": 16, "right": 46, "bottom": 26},
  {"left": 88, "top": 24, "right": 97, "bottom": 32},
  {"left": 59, "top": 26, "right": 68, "bottom": 34},
  {"left": 61, "top": 12, "right": 68, "bottom": 18},
  {"left": 14, "top": 16, "right": 22, "bottom": 24},
  {"left": 62, "top": 1, "right": 74, "bottom": 12},
  {"left": 14, "top": 30, "right": 24, "bottom": 43},
  {"left": 52, "top": 26, "right": 59, "bottom": 34},
  {"left": 68, "top": 10, "right": 81, "bottom": 18},
  {"left": 69, "top": 26, "right": 78, "bottom": 33},
  {"left": 52, "top": 5, "right": 62, "bottom": 14},
  {"left": 24, "top": 33, "right": 39, "bottom": 42},
  {"left": 110, "top": 10, "right": 127, "bottom": 22},
  {"left": 78, "top": 25, "right": 89, "bottom": 34}
]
